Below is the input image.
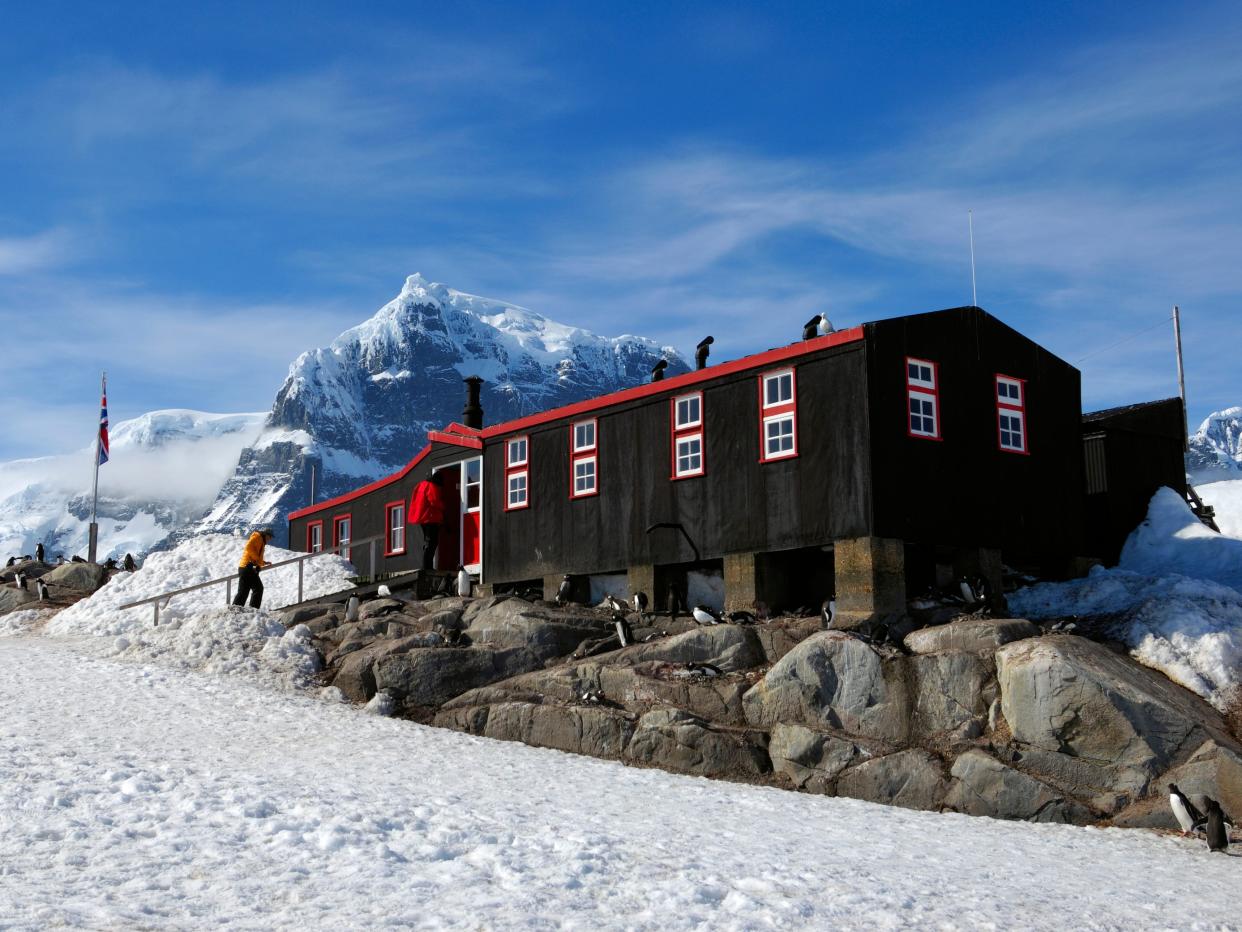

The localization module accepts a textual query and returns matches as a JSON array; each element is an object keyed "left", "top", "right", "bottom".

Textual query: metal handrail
[{"left": 118, "top": 533, "right": 388, "bottom": 625}]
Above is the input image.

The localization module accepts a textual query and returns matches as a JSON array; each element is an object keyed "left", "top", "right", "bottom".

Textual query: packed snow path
[{"left": 2, "top": 638, "right": 1237, "bottom": 930}]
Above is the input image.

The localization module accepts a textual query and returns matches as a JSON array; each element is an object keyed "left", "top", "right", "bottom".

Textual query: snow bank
[
  {"left": 1010, "top": 488, "right": 1242, "bottom": 710},
  {"left": 38, "top": 533, "right": 354, "bottom": 689}
]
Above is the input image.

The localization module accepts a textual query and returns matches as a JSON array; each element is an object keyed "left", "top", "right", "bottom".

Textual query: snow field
[
  {"left": 2, "top": 637, "right": 1238, "bottom": 931},
  {"left": 1010, "top": 488, "right": 1242, "bottom": 711},
  {"left": 30, "top": 533, "right": 354, "bottom": 689}
]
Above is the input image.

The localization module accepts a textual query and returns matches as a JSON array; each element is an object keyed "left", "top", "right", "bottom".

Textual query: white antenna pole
[
  {"left": 88, "top": 371, "right": 105, "bottom": 563},
  {"left": 968, "top": 209, "right": 978, "bottom": 307},
  {"left": 1173, "top": 305, "right": 1188, "bottom": 451}
]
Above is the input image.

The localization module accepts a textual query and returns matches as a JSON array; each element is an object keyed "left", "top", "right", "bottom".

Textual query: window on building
[
  {"left": 906, "top": 357, "right": 941, "bottom": 440},
  {"left": 759, "top": 368, "right": 798, "bottom": 461},
  {"left": 505, "top": 435, "right": 530, "bottom": 511},
  {"left": 307, "top": 521, "right": 323, "bottom": 554},
  {"left": 333, "top": 515, "right": 352, "bottom": 562},
  {"left": 570, "top": 419, "right": 598, "bottom": 498},
  {"left": 572, "top": 455, "right": 598, "bottom": 497},
  {"left": 507, "top": 470, "right": 529, "bottom": 509},
  {"left": 671, "top": 392, "right": 705, "bottom": 478},
  {"left": 996, "top": 374, "right": 1028, "bottom": 453},
  {"left": 384, "top": 502, "right": 405, "bottom": 555}
]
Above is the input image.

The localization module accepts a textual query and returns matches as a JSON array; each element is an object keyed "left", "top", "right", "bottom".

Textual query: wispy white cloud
[{"left": 0, "top": 228, "right": 78, "bottom": 275}]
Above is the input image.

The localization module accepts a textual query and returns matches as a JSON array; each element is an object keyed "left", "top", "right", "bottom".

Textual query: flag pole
[{"left": 88, "top": 371, "right": 105, "bottom": 563}]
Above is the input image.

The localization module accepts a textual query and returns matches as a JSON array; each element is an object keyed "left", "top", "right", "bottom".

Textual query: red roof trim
[
  {"left": 427, "top": 430, "right": 484, "bottom": 449},
  {"left": 287, "top": 445, "right": 433, "bottom": 521},
  {"left": 480, "top": 327, "right": 864, "bottom": 439},
  {"left": 443, "top": 422, "right": 481, "bottom": 436}
]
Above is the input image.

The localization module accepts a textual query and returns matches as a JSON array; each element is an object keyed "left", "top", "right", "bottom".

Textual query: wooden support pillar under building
[
  {"left": 833, "top": 535, "right": 906, "bottom": 630},
  {"left": 722, "top": 552, "right": 758, "bottom": 614},
  {"left": 627, "top": 564, "right": 656, "bottom": 608}
]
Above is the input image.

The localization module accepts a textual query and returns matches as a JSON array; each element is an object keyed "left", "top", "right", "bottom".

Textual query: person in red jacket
[{"left": 410, "top": 473, "right": 446, "bottom": 570}]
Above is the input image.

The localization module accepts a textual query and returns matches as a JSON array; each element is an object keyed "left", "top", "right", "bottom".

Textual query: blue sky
[{"left": 2, "top": 1, "right": 1239, "bottom": 461}]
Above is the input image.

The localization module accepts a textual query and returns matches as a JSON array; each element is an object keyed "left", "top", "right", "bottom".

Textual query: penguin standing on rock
[
  {"left": 345, "top": 595, "right": 360, "bottom": 623},
  {"left": 555, "top": 574, "right": 573, "bottom": 605},
  {"left": 14, "top": 571, "right": 26, "bottom": 591},
  {"left": 604, "top": 594, "right": 625, "bottom": 614},
  {"left": 457, "top": 565, "right": 471, "bottom": 597},
  {"left": 692, "top": 605, "right": 721, "bottom": 625},
  {"left": 614, "top": 614, "right": 633, "bottom": 647},
  {"left": 726, "top": 610, "right": 757, "bottom": 625},
  {"left": 686, "top": 661, "right": 723, "bottom": 677},
  {"left": 1169, "top": 784, "right": 1204, "bottom": 836},
  {"left": 37, "top": 578, "right": 49, "bottom": 601},
  {"left": 632, "top": 591, "right": 648, "bottom": 621},
  {"left": 821, "top": 599, "right": 836, "bottom": 630},
  {"left": 1193, "top": 798, "right": 1235, "bottom": 853}
]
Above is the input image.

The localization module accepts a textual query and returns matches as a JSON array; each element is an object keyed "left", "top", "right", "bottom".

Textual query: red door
[
  {"left": 435, "top": 467, "right": 461, "bottom": 571},
  {"left": 462, "top": 457, "right": 482, "bottom": 571}
]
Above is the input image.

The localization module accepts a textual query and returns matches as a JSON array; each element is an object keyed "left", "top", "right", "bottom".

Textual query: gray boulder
[
  {"left": 359, "top": 598, "right": 406, "bottom": 620},
  {"left": 996, "top": 635, "right": 1237, "bottom": 796},
  {"left": 279, "top": 605, "right": 336, "bottom": 628},
  {"left": 373, "top": 647, "right": 546, "bottom": 707},
  {"left": 602, "top": 625, "right": 765, "bottom": 673},
  {"left": 421, "top": 608, "right": 465, "bottom": 633},
  {"left": 0, "top": 588, "right": 37, "bottom": 613},
  {"left": 42, "top": 562, "right": 106, "bottom": 592},
  {"left": 742, "top": 632, "right": 909, "bottom": 744},
  {"left": 909, "top": 651, "right": 993, "bottom": 739},
  {"left": 468, "top": 701, "right": 635, "bottom": 758},
  {"left": 768, "top": 724, "right": 869, "bottom": 793},
  {"left": 465, "top": 601, "right": 602, "bottom": 660},
  {"left": 904, "top": 618, "right": 1039, "bottom": 655},
  {"left": 624, "top": 709, "right": 769, "bottom": 777},
  {"left": 1112, "top": 740, "right": 1242, "bottom": 830},
  {"left": 331, "top": 634, "right": 442, "bottom": 701},
  {"left": 944, "top": 750, "right": 1092, "bottom": 823},
  {"left": 836, "top": 749, "right": 948, "bottom": 811}
]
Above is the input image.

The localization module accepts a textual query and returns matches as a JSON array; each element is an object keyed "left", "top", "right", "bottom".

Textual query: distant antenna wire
[
  {"left": 968, "top": 209, "right": 977, "bottom": 307},
  {"left": 1074, "top": 316, "right": 1172, "bottom": 364}
]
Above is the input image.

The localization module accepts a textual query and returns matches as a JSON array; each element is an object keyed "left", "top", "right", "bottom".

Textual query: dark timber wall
[
  {"left": 482, "top": 340, "right": 871, "bottom": 585},
  {"left": 287, "top": 442, "right": 474, "bottom": 578},
  {"left": 1082, "top": 397, "right": 1187, "bottom": 564},
  {"left": 865, "top": 307, "right": 1086, "bottom": 567}
]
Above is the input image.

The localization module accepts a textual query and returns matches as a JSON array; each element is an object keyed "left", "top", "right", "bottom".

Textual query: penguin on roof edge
[{"left": 651, "top": 359, "right": 668, "bottom": 382}]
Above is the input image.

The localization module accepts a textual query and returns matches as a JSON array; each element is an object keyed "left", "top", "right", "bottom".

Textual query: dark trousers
[
  {"left": 233, "top": 564, "right": 264, "bottom": 608},
  {"left": 420, "top": 523, "right": 439, "bottom": 570}
]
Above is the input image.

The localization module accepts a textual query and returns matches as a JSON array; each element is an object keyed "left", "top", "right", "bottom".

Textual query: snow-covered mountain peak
[
  {"left": 110, "top": 410, "right": 268, "bottom": 449},
  {"left": 1188, "top": 405, "right": 1242, "bottom": 483}
]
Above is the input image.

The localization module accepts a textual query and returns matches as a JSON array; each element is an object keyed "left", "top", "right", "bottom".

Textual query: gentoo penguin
[
  {"left": 14, "top": 571, "right": 26, "bottom": 591},
  {"left": 821, "top": 599, "right": 836, "bottom": 630},
  {"left": 651, "top": 359, "right": 668, "bottom": 382},
  {"left": 581, "top": 689, "right": 603, "bottom": 704},
  {"left": 35, "top": 542, "right": 44, "bottom": 563},
  {"left": 1194, "top": 798, "right": 1234, "bottom": 852},
  {"left": 604, "top": 593, "right": 626, "bottom": 614},
  {"left": 345, "top": 595, "right": 360, "bottom": 623},
  {"left": 958, "top": 578, "right": 978, "bottom": 604},
  {"left": 686, "top": 661, "right": 723, "bottom": 677},
  {"left": 1169, "top": 783, "right": 1204, "bottom": 835},
  {"left": 36, "top": 578, "right": 49, "bottom": 601},
  {"left": 692, "top": 605, "right": 721, "bottom": 625},
  {"left": 457, "top": 565, "right": 471, "bottom": 597},
  {"left": 695, "top": 336, "right": 714, "bottom": 370},
  {"left": 614, "top": 614, "right": 633, "bottom": 647},
  {"left": 632, "top": 590, "right": 648, "bottom": 620},
  {"left": 726, "top": 610, "right": 757, "bottom": 625},
  {"left": 555, "top": 574, "right": 573, "bottom": 605}
]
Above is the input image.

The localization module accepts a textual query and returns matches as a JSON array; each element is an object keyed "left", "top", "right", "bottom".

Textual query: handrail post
[
  {"left": 153, "top": 602, "right": 159, "bottom": 626},
  {"left": 370, "top": 539, "right": 377, "bottom": 581},
  {"left": 298, "top": 560, "right": 304, "bottom": 604},
  {"left": 226, "top": 577, "right": 232, "bottom": 605}
]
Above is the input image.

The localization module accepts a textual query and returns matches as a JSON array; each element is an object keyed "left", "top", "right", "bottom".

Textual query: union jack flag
[{"left": 97, "top": 382, "right": 110, "bottom": 466}]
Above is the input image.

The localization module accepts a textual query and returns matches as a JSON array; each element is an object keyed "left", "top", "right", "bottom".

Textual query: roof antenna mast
[{"left": 969, "top": 209, "right": 978, "bottom": 308}]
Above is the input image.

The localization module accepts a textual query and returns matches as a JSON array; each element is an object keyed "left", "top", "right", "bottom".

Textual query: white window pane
[{"left": 574, "top": 422, "right": 595, "bottom": 450}]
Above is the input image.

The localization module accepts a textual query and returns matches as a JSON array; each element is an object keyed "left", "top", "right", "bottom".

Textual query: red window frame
[
  {"left": 758, "top": 367, "right": 798, "bottom": 462},
  {"left": 570, "top": 418, "right": 599, "bottom": 499},
  {"left": 505, "top": 435, "right": 530, "bottom": 511},
  {"left": 383, "top": 500, "right": 406, "bottom": 555},
  {"left": 333, "top": 513, "right": 352, "bottom": 561},
  {"left": 670, "top": 391, "right": 705, "bottom": 479},
  {"left": 995, "top": 374, "right": 1030, "bottom": 455},
  {"left": 905, "top": 357, "right": 942, "bottom": 441},
  {"left": 306, "top": 520, "right": 324, "bottom": 554}
]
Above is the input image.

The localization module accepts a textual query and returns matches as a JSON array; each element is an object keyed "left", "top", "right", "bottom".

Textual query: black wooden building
[{"left": 290, "top": 306, "right": 1111, "bottom": 619}]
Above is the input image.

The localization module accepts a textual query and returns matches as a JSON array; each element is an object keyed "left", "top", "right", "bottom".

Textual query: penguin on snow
[
  {"left": 456, "top": 565, "right": 471, "bottom": 598},
  {"left": 555, "top": 574, "right": 573, "bottom": 605},
  {"left": 1193, "top": 798, "right": 1235, "bottom": 853},
  {"left": 1169, "top": 784, "right": 1204, "bottom": 836},
  {"left": 692, "top": 605, "right": 721, "bottom": 625}
]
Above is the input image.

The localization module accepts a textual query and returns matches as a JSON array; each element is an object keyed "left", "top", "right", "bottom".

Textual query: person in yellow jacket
[{"left": 232, "top": 528, "right": 274, "bottom": 609}]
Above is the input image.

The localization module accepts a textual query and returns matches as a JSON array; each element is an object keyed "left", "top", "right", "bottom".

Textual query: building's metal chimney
[
  {"left": 695, "top": 336, "right": 714, "bottom": 370},
  {"left": 463, "top": 376, "right": 484, "bottom": 429}
]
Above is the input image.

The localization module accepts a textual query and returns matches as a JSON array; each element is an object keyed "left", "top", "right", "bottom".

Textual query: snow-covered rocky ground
[
  {"left": 1010, "top": 487, "right": 1242, "bottom": 712},
  {"left": 2, "top": 635, "right": 1238, "bottom": 931}
]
